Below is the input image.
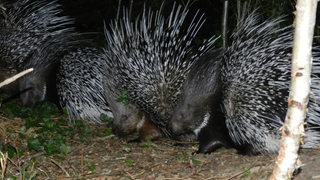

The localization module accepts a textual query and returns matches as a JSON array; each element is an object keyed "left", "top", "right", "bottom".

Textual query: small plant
[
  {"left": 89, "top": 165, "right": 97, "bottom": 173},
  {"left": 186, "top": 151, "right": 193, "bottom": 157},
  {"left": 2, "top": 101, "right": 60, "bottom": 120},
  {"left": 124, "top": 158, "right": 134, "bottom": 167},
  {"left": 82, "top": 158, "right": 97, "bottom": 174},
  {"left": 100, "top": 114, "right": 112, "bottom": 124},
  {"left": 177, "top": 153, "right": 186, "bottom": 162},
  {"left": 117, "top": 89, "right": 129, "bottom": 105},
  {"left": 20, "top": 160, "right": 37, "bottom": 180},
  {"left": 59, "top": 144, "right": 72, "bottom": 154},
  {"left": 243, "top": 167, "right": 251, "bottom": 177},
  {"left": 27, "top": 135, "right": 72, "bottom": 155},
  {"left": 123, "top": 146, "right": 132, "bottom": 153},
  {"left": 103, "top": 128, "right": 112, "bottom": 136},
  {"left": 190, "top": 158, "right": 201, "bottom": 166},
  {"left": 140, "top": 138, "right": 153, "bottom": 148},
  {"left": 27, "top": 138, "right": 42, "bottom": 152},
  {"left": 1, "top": 144, "right": 21, "bottom": 158},
  {"left": 177, "top": 151, "right": 201, "bottom": 166}
]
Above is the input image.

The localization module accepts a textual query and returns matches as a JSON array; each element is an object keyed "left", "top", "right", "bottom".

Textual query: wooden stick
[{"left": 0, "top": 68, "right": 33, "bottom": 88}]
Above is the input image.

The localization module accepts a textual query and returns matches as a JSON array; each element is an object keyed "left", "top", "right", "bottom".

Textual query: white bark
[
  {"left": 269, "top": 0, "right": 319, "bottom": 179},
  {"left": 0, "top": 68, "right": 33, "bottom": 89}
]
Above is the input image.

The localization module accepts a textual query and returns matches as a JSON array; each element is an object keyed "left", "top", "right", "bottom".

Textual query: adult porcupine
[
  {"left": 0, "top": 0, "right": 74, "bottom": 106},
  {"left": 103, "top": 2, "right": 215, "bottom": 138},
  {"left": 57, "top": 47, "right": 113, "bottom": 122},
  {"left": 0, "top": 0, "right": 112, "bottom": 122},
  {"left": 170, "top": 10, "right": 320, "bottom": 154},
  {"left": 169, "top": 49, "right": 236, "bottom": 153},
  {"left": 222, "top": 11, "right": 320, "bottom": 154}
]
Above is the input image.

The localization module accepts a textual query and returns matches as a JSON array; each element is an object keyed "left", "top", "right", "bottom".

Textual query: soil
[{"left": 0, "top": 115, "right": 319, "bottom": 180}]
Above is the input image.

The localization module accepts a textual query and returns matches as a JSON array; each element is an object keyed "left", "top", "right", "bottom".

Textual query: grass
[
  {"left": 0, "top": 99, "right": 113, "bottom": 179},
  {"left": 0, "top": 151, "right": 8, "bottom": 179},
  {"left": 1, "top": 101, "right": 73, "bottom": 156}
]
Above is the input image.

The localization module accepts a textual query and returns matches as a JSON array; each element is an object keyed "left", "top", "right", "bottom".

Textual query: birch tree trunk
[{"left": 269, "top": 0, "right": 319, "bottom": 179}]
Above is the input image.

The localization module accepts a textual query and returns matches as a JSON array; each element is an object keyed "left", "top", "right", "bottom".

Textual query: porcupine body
[
  {"left": 170, "top": 10, "right": 320, "bottom": 155},
  {"left": 221, "top": 11, "right": 320, "bottom": 154},
  {"left": 0, "top": 0, "right": 75, "bottom": 106},
  {"left": 103, "top": 2, "right": 215, "bottom": 138},
  {"left": 57, "top": 47, "right": 113, "bottom": 122}
]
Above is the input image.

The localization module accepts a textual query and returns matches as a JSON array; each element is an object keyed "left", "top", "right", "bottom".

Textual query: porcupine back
[
  {"left": 103, "top": 2, "right": 215, "bottom": 137},
  {"left": 57, "top": 47, "right": 113, "bottom": 122}
]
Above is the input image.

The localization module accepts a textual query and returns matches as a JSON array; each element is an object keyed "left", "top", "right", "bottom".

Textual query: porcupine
[
  {"left": 222, "top": 11, "right": 320, "bottom": 154},
  {"left": 170, "top": 10, "right": 320, "bottom": 154},
  {"left": 0, "top": 0, "right": 75, "bottom": 106},
  {"left": 0, "top": 0, "right": 112, "bottom": 121},
  {"left": 169, "top": 49, "right": 236, "bottom": 153},
  {"left": 103, "top": 2, "right": 215, "bottom": 139}
]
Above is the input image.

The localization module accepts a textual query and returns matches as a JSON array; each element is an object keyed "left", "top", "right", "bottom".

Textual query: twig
[
  {"left": 50, "top": 158, "right": 70, "bottom": 177},
  {"left": 0, "top": 68, "right": 33, "bottom": 88},
  {"left": 37, "top": 167, "right": 50, "bottom": 180}
]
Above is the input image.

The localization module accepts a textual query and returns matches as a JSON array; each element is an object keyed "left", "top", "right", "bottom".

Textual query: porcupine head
[{"left": 169, "top": 50, "right": 234, "bottom": 153}]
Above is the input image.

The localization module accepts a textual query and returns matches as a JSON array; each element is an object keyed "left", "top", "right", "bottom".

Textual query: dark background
[
  {"left": 2, "top": 0, "right": 319, "bottom": 44},
  {"left": 55, "top": 0, "right": 320, "bottom": 45},
  {"left": 57, "top": 0, "right": 225, "bottom": 36}
]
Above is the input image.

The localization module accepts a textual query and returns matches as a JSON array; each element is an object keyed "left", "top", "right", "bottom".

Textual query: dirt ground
[{"left": 0, "top": 114, "right": 319, "bottom": 180}]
